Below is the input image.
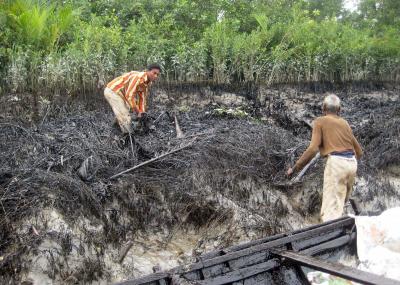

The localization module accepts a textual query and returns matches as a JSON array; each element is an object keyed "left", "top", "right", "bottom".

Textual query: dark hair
[{"left": 147, "top": 63, "right": 162, "bottom": 72}]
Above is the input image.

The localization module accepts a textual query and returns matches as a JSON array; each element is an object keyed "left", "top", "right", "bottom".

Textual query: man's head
[
  {"left": 146, "top": 63, "right": 161, "bottom": 82},
  {"left": 323, "top": 94, "right": 341, "bottom": 114}
]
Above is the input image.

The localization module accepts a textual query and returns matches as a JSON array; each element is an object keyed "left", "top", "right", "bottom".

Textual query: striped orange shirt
[{"left": 106, "top": 71, "right": 151, "bottom": 113}]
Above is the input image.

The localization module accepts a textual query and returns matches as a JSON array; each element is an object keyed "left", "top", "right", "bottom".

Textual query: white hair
[{"left": 323, "top": 94, "right": 341, "bottom": 112}]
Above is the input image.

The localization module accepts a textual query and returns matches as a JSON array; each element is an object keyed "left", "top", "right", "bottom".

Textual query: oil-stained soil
[{"left": 0, "top": 83, "right": 399, "bottom": 284}]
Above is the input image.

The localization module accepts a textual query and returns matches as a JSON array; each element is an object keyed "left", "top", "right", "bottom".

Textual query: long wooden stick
[
  {"left": 291, "top": 152, "right": 320, "bottom": 183},
  {"left": 118, "top": 241, "right": 133, "bottom": 264},
  {"left": 108, "top": 143, "right": 193, "bottom": 180},
  {"left": 128, "top": 133, "right": 135, "bottom": 158},
  {"left": 276, "top": 250, "right": 399, "bottom": 285},
  {"left": 174, "top": 115, "right": 184, "bottom": 139}
]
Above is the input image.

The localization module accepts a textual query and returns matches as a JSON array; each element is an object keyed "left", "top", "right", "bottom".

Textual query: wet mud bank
[{"left": 0, "top": 83, "right": 400, "bottom": 284}]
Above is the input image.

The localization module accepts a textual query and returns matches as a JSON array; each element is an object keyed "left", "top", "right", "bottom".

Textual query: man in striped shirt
[{"left": 104, "top": 63, "right": 161, "bottom": 134}]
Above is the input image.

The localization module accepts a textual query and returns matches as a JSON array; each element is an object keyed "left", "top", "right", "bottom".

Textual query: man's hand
[
  {"left": 130, "top": 112, "right": 138, "bottom": 121},
  {"left": 138, "top": 112, "right": 147, "bottom": 119},
  {"left": 286, "top": 167, "right": 294, "bottom": 177}
]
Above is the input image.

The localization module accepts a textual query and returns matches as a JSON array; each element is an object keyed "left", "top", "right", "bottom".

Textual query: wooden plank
[
  {"left": 171, "top": 274, "right": 201, "bottom": 285},
  {"left": 226, "top": 216, "right": 350, "bottom": 254},
  {"left": 274, "top": 266, "right": 305, "bottom": 285},
  {"left": 115, "top": 273, "right": 169, "bottom": 285},
  {"left": 300, "top": 233, "right": 355, "bottom": 256},
  {"left": 293, "top": 265, "right": 312, "bottom": 285},
  {"left": 198, "top": 217, "right": 351, "bottom": 263},
  {"left": 177, "top": 218, "right": 353, "bottom": 274},
  {"left": 243, "top": 272, "right": 273, "bottom": 285},
  {"left": 183, "top": 271, "right": 202, "bottom": 281},
  {"left": 228, "top": 251, "right": 269, "bottom": 270},
  {"left": 292, "top": 229, "right": 344, "bottom": 251},
  {"left": 198, "top": 250, "right": 225, "bottom": 260},
  {"left": 291, "top": 216, "right": 350, "bottom": 234},
  {"left": 202, "top": 263, "right": 230, "bottom": 279},
  {"left": 224, "top": 233, "right": 286, "bottom": 253},
  {"left": 276, "top": 251, "right": 400, "bottom": 285},
  {"left": 197, "top": 259, "right": 280, "bottom": 285}
]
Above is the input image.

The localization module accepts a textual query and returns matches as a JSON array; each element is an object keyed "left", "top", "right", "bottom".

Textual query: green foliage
[
  {"left": 306, "top": 0, "right": 344, "bottom": 20},
  {"left": 3, "top": 0, "right": 75, "bottom": 51},
  {"left": 359, "top": 0, "right": 400, "bottom": 27},
  {"left": 171, "top": 41, "right": 208, "bottom": 81},
  {"left": 213, "top": 107, "right": 249, "bottom": 118},
  {"left": 205, "top": 20, "right": 237, "bottom": 83},
  {"left": 0, "top": 0, "right": 399, "bottom": 96}
]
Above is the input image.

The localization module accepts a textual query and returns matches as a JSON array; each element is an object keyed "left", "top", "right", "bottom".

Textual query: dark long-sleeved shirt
[{"left": 294, "top": 114, "right": 363, "bottom": 171}]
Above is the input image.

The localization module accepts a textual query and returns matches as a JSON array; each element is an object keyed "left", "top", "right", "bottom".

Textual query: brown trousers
[
  {"left": 104, "top": 87, "right": 131, "bottom": 134},
  {"left": 321, "top": 155, "right": 357, "bottom": 222}
]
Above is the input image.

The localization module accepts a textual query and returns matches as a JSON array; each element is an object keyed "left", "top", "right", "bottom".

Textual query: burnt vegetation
[{"left": 0, "top": 84, "right": 400, "bottom": 283}]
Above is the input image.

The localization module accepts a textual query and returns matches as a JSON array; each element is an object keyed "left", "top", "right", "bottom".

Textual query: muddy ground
[{"left": 0, "top": 83, "right": 400, "bottom": 284}]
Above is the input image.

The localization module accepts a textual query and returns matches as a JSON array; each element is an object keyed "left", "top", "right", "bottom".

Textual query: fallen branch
[
  {"left": 174, "top": 115, "right": 184, "bottom": 139},
  {"left": 128, "top": 133, "right": 135, "bottom": 158},
  {"left": 118, "top": 241, "right": 133, "bottom": 264},
  {"left": 108, "top": 143, "right": 194, "bottom": 180}
]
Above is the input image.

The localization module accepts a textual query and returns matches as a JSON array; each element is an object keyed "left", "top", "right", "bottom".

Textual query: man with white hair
[{"left": 287, "top": 94, "right": 363, "bottom": 222}]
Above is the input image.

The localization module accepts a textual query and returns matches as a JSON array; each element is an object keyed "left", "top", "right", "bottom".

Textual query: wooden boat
[{"left": 116, "top": 216, "right": 400, "bottom": 285}]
